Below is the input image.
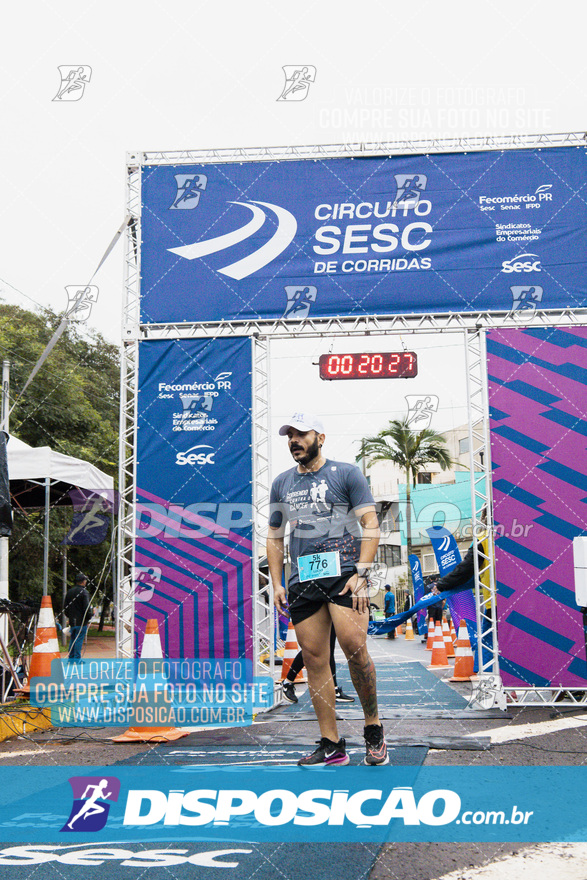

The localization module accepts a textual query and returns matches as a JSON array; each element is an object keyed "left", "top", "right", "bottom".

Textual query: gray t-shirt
[{"left": 269, "top": 459, "right": 375, "bottom": 587}]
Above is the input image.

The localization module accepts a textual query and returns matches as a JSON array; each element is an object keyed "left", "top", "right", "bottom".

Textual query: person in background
[
  {"left": 384, "top": 585, "right": 396, "bottom": 639},
  {"left": 403, "top": 593, "right": 419, "bottom": 635},
  {"left": 64, "top": 573, "right": 92, "bottom": 660}
]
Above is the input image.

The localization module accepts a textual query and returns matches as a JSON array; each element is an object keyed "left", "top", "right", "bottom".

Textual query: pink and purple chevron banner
[
  {"left": 135, "top": 337, "right": 254, "bottom": 661},
  {"left": 487, "top": 327, "right": 587, "bottom": 687}
]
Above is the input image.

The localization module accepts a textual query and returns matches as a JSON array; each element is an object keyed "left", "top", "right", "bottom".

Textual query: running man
[
  {"left": 267, "top": 412, "right": 388, "bottom": 766},
  {"left": 55, "top": 67, "right": 88, "bottom": 100},
  {"left": 67, "top": 779, "right": 112, "bottom": 829}
]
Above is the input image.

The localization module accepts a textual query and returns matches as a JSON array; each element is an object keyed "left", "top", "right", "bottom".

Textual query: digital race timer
[{"left": 319, "top": 351, "right": 418, "bottom": 380}]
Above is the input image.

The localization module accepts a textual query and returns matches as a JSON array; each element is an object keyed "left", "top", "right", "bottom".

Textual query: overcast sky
[
  {"left": 1, "top": 0, "right": 585, "bottom": 462},
  {"left": 269, "top": 333, "right": 468, "bottom": 476}
]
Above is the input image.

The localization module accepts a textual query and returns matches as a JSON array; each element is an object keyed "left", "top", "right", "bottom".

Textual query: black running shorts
[{"left": 288, "top": 573, "right": 355, "bottom": 625}]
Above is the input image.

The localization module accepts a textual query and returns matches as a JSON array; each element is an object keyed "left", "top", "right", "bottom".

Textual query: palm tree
[{"left": 357, "top": 418, "right": 454, "bottom": 581}]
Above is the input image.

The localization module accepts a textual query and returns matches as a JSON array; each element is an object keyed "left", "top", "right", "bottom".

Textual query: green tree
[
  {"left": 0, "top": 304, "right": 119, "bottom": 610},
  {"left": 356, "top": 418, "right": 453, "bottom": 582}
]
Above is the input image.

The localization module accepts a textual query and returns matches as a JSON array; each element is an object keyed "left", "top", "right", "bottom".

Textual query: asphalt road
[{"left": 1, "top": 633, "right": 586, "bottom": 879}]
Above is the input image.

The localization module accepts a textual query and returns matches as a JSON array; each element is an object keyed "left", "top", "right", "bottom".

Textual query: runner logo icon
[
  {"left": 405, "top": 394, "right": 438, "bottom": 429},
  {"left": 394, "top": 174, "right": 427, "bottom": 206},
  {"left": 277, "top": 66, "right": 316, "bottom": 101},
  {"left": 52, "top": 66, "right": 92, "bottom": 101},
  {"left": 168, "top": 201, "right": 297, "bottom": 280},
  {"left": 180, "top": 393, "right": 214, "bottom": 419},
  {"left": 61, "top": 776, "right": 120, "bottom": 832},
  {"left": 134, "top": 567, "right": 162, "bottom": 602},
  {"left": 283, "top": 285, "right": 317, "bottom": 319},
  {"left": 170, "top": 174, "right": 208, "bottom": 210},
  {"left": 64, "top": 285, "right": 99, "bottom": 322},
  {"left": 511, "top": 285, "right": 543, "bottom": 311}
]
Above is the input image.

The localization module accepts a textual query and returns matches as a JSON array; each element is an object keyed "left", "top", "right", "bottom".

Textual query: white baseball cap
[{"left": 278, "top": 412, "right": 325, "bottom": 436}]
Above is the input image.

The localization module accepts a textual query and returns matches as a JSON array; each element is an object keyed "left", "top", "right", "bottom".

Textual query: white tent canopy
[
  {"left": 6, "top": 435, "right": 113, "bottom": 493},
  {"left": 5, "top": 434, "right": 114, "bottom": 598}
]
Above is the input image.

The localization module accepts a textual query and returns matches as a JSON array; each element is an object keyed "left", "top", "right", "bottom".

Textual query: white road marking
[
  {"left": 438, "top": 843, "right": 587, "bottom": 879},
  {"left": 466, "top": 715, "right": 587, "bottom": 743},
  {"left": 0, "top": 749, "right": 51, "bottom": 758}
]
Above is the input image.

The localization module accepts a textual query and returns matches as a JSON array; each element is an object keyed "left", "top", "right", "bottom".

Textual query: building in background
[{"left": 368, "top": 424, "right": 480, "bottom": 610}]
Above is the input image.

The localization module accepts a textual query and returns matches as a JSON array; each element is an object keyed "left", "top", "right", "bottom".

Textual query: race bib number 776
[{"left": 298, "top": 551, "right": 341, "bottom": 581}]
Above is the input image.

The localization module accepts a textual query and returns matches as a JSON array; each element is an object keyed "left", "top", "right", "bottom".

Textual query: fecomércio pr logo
[{"left": 61, "top": 776, "right": 120, "bottom": 833}]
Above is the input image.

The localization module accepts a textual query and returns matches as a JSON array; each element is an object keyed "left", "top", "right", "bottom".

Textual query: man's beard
[{"left": 292, "top": 435, "right": 321, "bottom": 466}]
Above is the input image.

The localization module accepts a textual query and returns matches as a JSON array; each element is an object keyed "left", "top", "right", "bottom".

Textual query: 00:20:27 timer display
[{"left": 318, "top": 351, "right": 418, "bottom": 380}]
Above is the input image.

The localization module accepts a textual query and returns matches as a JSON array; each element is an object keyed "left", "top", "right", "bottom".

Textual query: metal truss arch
[
  {"left": 140, "top": 131, "right": 587, "bottom": 166},
  {"left": 132, "top": 308, "right": 587, "bottom": 342},
  {"left": 120, "top": 136, "right": 587, "bottom": 706},
  {"left": 117, "top": 155, "right": 141, "bottom": 658}
]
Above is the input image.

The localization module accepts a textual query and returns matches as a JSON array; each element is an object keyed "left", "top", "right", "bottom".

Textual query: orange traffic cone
[
  {"left": 280, "top": 621, "right": 306, "bottom": 683},
  {"left": 426, "top": 617, "right": 435, "bottom": 650},
  {"left": 427, "top": 622, "right": 449, "bottom": 669},
  {"left": 404, "top": 617, "right": 414, "bottom": 640},
  {"left": 112, "top": 619, "right": 189, "bottom": 743},
  {"left": 442, "top": 619, "right": 455, "bottom": 659},
  {"left": 450, "top": 619, "right": 457, "bottom": 645},
  {"left": 19, "top": 596, "right": 62, "bottom": 695},
  {"left": 449, "top": 620, "right": 475, "bottom": 682}
]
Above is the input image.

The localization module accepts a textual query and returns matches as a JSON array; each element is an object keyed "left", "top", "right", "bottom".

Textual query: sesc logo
[
  {"left": 0, "top": 845, "right": 252, "bottom": 868},
  {"left": 175, "top": 445, "right": 216, "bottom": 467},
  {"left": 501, "top": 253, "right": 541, "bottom": 274}
]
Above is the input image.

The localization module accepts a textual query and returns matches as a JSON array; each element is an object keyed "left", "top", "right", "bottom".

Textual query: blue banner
[
  {"left": 135, "top": 338, "right": 253, "bottom": 661},
  {"left": 427, "top": 527, "right": 478, "bottom": 668},
  {"left": 140, "top": 147, "right": 587, "bottom": 323},
  {"left": 368, "top": 584, "right": 467, "bottom": 634},
  {"left": 61, "top": 489, "right": 111, "bottom": 546},
  {"left": 408, "top": 554, "right": 428, "bottom": 633},
  {"left": 2, "top": 766, "right": 587, "bottom": 843}
]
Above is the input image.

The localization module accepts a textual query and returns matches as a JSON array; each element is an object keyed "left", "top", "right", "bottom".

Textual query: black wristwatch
[{"left": 354, "top": 564, "right": 370, "bottom": 580}]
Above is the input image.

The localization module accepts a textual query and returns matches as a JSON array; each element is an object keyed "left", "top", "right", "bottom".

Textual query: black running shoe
[
  {"left": 334, "top": 686, "right": 355, "bottom": 703},
  {"left": 364, "top": 724, "right": 389, "bottom": 765},
  {"left": 298, "top": 737, "right": 350, "bottom": 766},
  {"left": 282, "top": 681, "right": 298, "bottom": 704}
]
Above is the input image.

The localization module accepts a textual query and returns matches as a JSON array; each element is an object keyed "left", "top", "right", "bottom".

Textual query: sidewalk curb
[{"left": 0, "top": 705, "right": 52, "bottom": 742}]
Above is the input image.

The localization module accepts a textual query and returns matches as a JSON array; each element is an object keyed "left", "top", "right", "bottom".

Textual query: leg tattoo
[{"left": 348, "top": 653, "right": 378, "bottom": 720}]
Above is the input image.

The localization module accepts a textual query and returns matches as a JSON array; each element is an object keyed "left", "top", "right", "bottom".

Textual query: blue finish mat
[
  {"left": 272, "top": 659, "right": 468, "bottom": 717},
  {"left": 0, "top": 842, "right": 385, "bottom": 880},
  {"left": 116, "top": 739, "right": 428, "bottom": 767}
]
